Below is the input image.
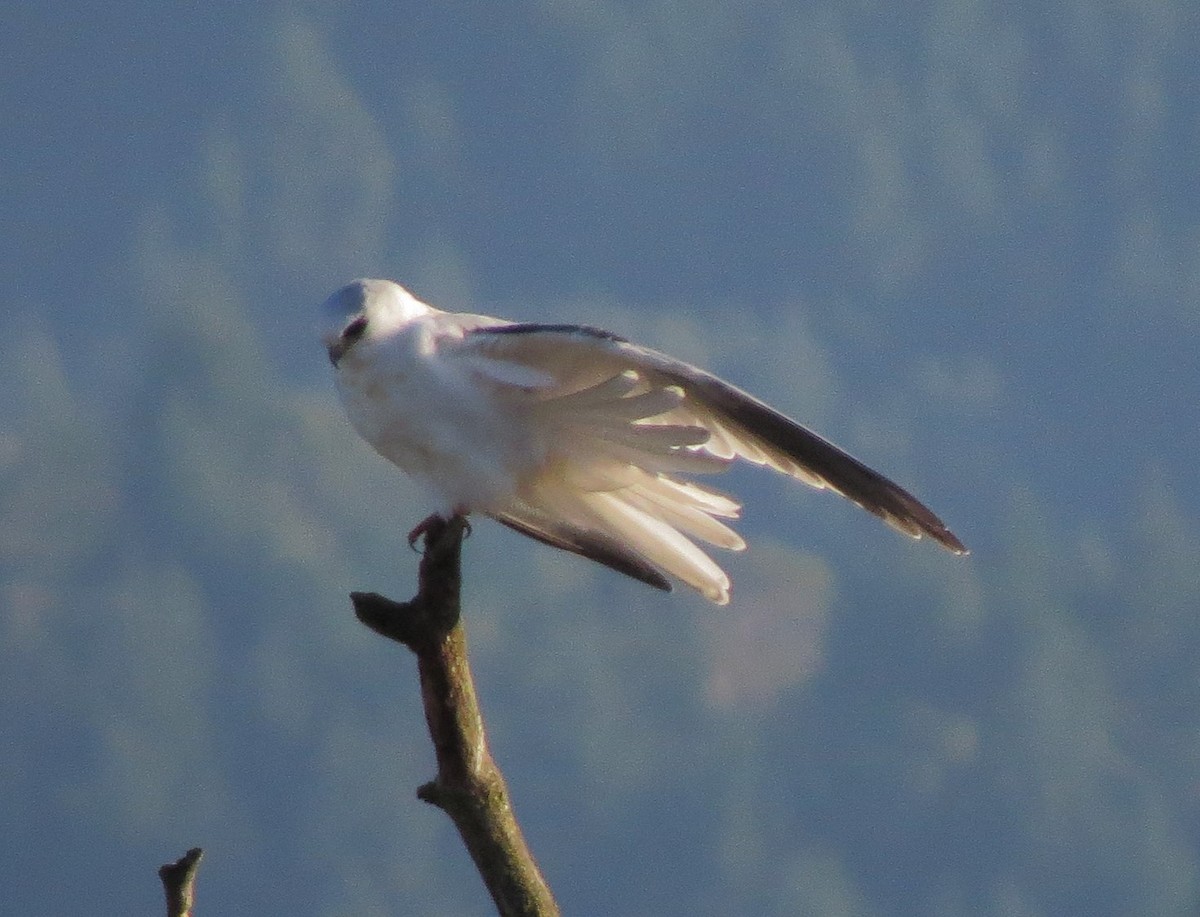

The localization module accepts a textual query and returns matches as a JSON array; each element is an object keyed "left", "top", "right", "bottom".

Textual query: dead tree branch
[{"left": 351, "top": 514, "right": 559, "bottom": 917}]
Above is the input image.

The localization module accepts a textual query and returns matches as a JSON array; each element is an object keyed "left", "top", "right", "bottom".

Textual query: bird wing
[{"left": 446, "top": 320, "right": 967, "bottom": 556}]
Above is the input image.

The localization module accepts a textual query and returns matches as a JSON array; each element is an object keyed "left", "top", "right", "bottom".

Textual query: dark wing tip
[
  {"left": 860, "top": 476, "right": 969, "bottom": 556},
  {"left": 625, "top": 344, "right": 970, "bottom": 558},
  {"left": 913, "top": 516, "right": 969, "bottom": 555},
  {"left": 664, "top": 362, "right": 969, "bottom": 557},
  {"left": 935, "top": 529, "right": 969, "bottom": 555}
]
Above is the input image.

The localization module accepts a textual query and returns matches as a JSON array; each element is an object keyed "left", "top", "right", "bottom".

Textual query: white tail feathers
[{"left": 583, "top": 490, "right": 733, "bottom": 604}]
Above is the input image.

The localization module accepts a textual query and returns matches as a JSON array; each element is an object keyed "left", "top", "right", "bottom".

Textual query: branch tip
[{"left": 159, "top": 847, "right": 203, "bottom": 917}]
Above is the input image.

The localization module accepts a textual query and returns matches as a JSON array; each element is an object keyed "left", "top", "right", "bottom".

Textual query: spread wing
[{"left": 432, "top": 316, "right": 966, "bottom": 603}]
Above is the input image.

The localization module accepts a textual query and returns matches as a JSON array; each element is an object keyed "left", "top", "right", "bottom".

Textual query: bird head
[{"left": 321, "top": 278, "right": 432, "bottom": 367}]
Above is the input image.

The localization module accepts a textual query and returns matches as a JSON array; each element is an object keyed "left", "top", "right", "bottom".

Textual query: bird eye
[{"left": 342, "top": 316, "right": 368, "bottom": 342}]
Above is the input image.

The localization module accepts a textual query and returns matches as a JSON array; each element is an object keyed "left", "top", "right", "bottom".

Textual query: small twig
[
  {"left": 352, "top": 514, "right": 559, "bottom": 917},
  {"left": 158, "top": 847, "right": 203, "bottom": 917}
]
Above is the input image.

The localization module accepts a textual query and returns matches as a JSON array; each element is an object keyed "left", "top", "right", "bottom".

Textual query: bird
[{"left": 322, "top": 279, "right": 967, "bottom": 604}]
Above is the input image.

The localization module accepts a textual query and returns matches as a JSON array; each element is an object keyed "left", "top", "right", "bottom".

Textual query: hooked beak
[{"left": 324, "top": 333, "right": 347, "bottom": 367}]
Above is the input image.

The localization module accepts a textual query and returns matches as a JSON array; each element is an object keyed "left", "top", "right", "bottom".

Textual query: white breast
[{"left": 334, "top": 319, "right": 543, "bottom": 510}]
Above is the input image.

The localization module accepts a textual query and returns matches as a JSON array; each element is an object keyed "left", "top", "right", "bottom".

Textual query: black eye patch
[{"left": 342, "top": 315, "right": 368, "bottom": 342}]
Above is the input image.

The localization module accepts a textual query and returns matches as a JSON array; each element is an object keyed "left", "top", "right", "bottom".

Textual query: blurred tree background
[{"left": 3, "top": 2, "right": 1199, "bottom": 914}]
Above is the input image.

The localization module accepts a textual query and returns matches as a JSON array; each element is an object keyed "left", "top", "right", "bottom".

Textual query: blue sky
[{"left": 3, "top": 3, "right": 1199, "bottom": 915}]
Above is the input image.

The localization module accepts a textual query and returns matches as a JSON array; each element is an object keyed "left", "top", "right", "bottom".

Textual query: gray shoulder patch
[{"left": 471, "top": 322, "right": 629, "bottom": 344}]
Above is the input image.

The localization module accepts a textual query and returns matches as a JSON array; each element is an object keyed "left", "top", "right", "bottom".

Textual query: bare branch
[
  {"left": 158, "top": 847, "right": 203, "bottom": 917},
  {"left": 352, "top": 514, "right": 559, "bottom": 917}
]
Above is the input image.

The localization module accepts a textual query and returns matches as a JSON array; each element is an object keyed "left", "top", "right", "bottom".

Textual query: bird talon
[
  {"left": 407, "top": 513, "right": 472, "bottom": 551},
  {"left": 407, "top": 514, "right": 442, "bottom": 550}
]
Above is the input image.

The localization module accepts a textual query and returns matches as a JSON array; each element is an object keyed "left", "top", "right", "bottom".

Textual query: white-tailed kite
[{"left": 323, "top": 279, "right": 967, "bottom": 604}]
